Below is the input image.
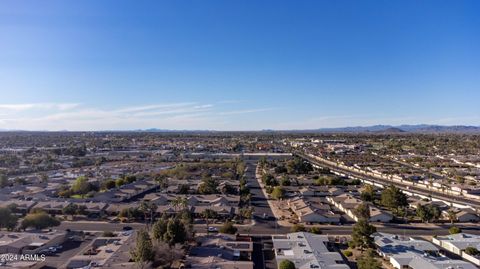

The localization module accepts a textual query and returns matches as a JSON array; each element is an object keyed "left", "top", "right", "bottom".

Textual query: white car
[{"left": 207, "top": 227, "right": 218, "bottom": 232}]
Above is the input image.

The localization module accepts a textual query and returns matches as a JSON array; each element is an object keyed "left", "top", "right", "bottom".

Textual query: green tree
[
  {"left": 278, "top": 259, "right": 295, "bottom": 269},
  {"left": 0, "top": 174, "right": 10, "bottom": 188},
  {"left": 286, "top": 158, "right": 313, "bottom": 174},
  {"left": 0, "top": 207, "right": 18, "bottom": 230},
  {"left": 259, "top": 157, "right": 267, "bottom": 168},
  {"left": 198, "top": 177, "right": 219, "bottom": 194},
  {"left": 381, "top": 185, "right": 408, "bottom": 211},
  {"left": 357, "top": 249, "right": 381, "bottom": 269},
  {"left": 280, "top": 177, "right": 291, "bottom": 186},
  {"left": 179, "top": 209, "right": 193, "bottom": 226},
  {"left": 178, "top": 184, "right": 190, "bottom": 194},
  {"left": 416, "top": 204, "right": 441, "bottom": 223},
  {"left": 139, "top": 201, "right": 158, "bottom": 225},
  {"left": 6, "top": 203, "right": 18, "bottom": 214},
  {"left": 155, "top": 174, "right": 169, "bottom": 189},
  {"left": 124, "top": 175, "right": 137, "bottom": 183},
  {"left": 21, "top": 212, "right": 60, "bottom": 230},
  {"left": 102, "top": 179, "right": 116, "bottom": 190},
  {"left": 131, "top": 229, "right": 154, "bottom": 269},
  {"left": 239, "top": 207, "right": 254, "bottom": 220},
  {"left": 275, "top": 165, "right": 288, "bottom": 174},
  {"left": 351, "top": 219, "right": 376, "bottom": 249},
  {"left": 152, "top": 217, "right": 168, "bottom": 241},
  {"left": 235, "top": 161, "right": 246, "bottom": 179},
  {"left": 354, "top": 203, "right": 371, "bottom": 220},
  {"left": 361, "top": 185, "right": 375, "bottom": 202},
  {"left": 202, "top": 209, "right": 218, "bottom": 229},
  {"left": 447, "top": 209, "right": 457, "bottom": 224},
  {"left": 71, "top": 176, "right": 93, "bottom": 196},
  {"left": 115, "top": 178, "right": 126, "bottom": 187},
  {"left": 262, "top": 174, "right": 278, "bottom": 186},
  {"left": 163, "top": 218, "right": 187, "bottom": 245},
  {"left": 219, "top": 221, "right": 237, "bottom": 234},
  {"left": 271, "top": 186, "right": 285, "bottom": 200},
  {"left": 118, "top": 207, "right": 142, "bottom": 221},
  {"left": 170, "top": 197, "right": 188, "bottom": 212},
  {"left": 62, "top": 203, "right": 78, "bottom": 217}
]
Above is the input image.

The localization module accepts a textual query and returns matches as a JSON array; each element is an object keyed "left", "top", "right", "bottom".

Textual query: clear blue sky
[{"left": 0, "top": 1, "right": 479, "bottom": 130}]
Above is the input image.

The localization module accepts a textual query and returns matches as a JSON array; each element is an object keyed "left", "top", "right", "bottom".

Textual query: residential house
[
  {"left": 374, "top": 232, "right": 476, "bottom": 269},
  {"left": 327, "top": 194, "right": 392, "bottom": 222},
  {"left": 272, "top": 232, "right": 349, "bottom": 269},
  {"left": 186, "top": 234, "right": 254, "bottom": 269},
  {"left": 288, "top": 197, "right": 340, "bottom": 224},
  {"left": 432, "top": 233, "right": 480, "bottom": 266}
]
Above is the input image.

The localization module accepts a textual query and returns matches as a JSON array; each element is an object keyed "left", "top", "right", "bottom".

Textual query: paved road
[
  {"left": 59, "top": 220, "right": 480, "bottom": 237},
  {"left": 42, "top": 235, "right": 95, "bottom": 268},
  {"left": 252, "top": 236, "right": 276, "bottom": 269},
  {"left": 243, "top": 159, "right": 284, "bottom": 233},
  {"left": 297, "top": 152, "right": 480, "bottom": 209},
  {"left": 59, "top": 221, "right": 146, "bottom": 232}
]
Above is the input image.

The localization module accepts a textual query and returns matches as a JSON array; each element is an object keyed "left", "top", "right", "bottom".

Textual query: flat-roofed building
[
  {"left": 0, "top": 230, "right": 66, "bottom": 255},
  {"left": 432, "top": 233, "right": 480, "bottom": 266},
  {"left": 65, "top": 232, "right": 134, "bottom": 269},
  {"left": 375, "top": 232, "right": 477, "bottom": 269},
  {"left": 186, "top": 234, "right": 254, "bottom": 269},
  {"left": 272, "top": 232, "right": 349, "bottom": 269}
]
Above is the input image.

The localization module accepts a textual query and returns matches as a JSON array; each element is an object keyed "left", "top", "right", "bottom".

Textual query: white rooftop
[{"left": 272, "top": 232, "right": 349, "bottom": 269}]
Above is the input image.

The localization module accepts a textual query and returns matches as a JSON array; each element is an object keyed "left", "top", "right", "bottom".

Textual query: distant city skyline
[{"left": 1, "top": 1, "right": 479, "bottom": 131}]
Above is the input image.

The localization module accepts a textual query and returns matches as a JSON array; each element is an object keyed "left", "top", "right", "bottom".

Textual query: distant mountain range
[
  {"left": 312, "top": 124, "right": 480, "bottom": 133},
  {"left": 133, "top": 125, "right": 480, "bottom": 133},
  {"left": 1, "top": 124, "right": 480, "bottom": 133}
]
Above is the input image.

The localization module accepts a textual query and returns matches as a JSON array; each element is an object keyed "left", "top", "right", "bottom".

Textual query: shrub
[
  {"left": 309, "top": 227, "right": 322, "bottom": 234},
  {"left": 449, "top": 226, "right": 462, "bottom": 234},
  {"left": 291, "top": 224, "right": 306, "bottom": 232},
  {"left": 103, "top": 231, "right": 115, "bottom": 237},
  {"left": 219, "top": 221, "right": 237, "bottom": 234},
  {"left": 465, "top": 247, "right": 480, "bottom": 256},
  {"left": 343, "top": 250, "right": 353, "bottom": 257},
  {"left": 278, "top": 259, "right": 295, "bottom": 269}
]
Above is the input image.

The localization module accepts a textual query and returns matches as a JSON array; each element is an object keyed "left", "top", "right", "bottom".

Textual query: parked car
[{"left": 207, "top": 226, "right": 218, "bottom": 232}]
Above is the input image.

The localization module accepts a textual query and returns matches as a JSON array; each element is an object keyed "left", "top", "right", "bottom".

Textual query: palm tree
[
  {"left": 170, "top": 197, "right": 188, "bottom": 213},
  {"left": 156, "top": 175, "right": 168, "bottom": 191},
  {"left": 139, "top": 201, "right": 158, "bottom": 227},
  {"left": 447, "top": 209, "right": 457, "bottom": 224},
  {"left": 202, "top": 209, "right": 218, "bottom": 229}
]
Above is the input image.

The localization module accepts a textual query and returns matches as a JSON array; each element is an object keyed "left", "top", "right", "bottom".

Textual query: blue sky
[{"left": 0, "top": 1, "right": 479, "bottom": 131}]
